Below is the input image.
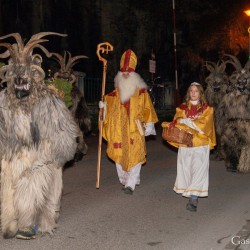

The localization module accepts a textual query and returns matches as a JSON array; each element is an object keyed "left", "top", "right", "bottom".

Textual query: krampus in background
[
  {"left": 219, "top": 54, "right": 250, "bottom": 172},
  {"left": 51, "top": 51, "right": 92, "bottom": 161},
  {"left": 204, "top": 60, "right": 229, "bottom": 160},
  {"left": 0, "top": 32, "right": 79, "bottom": 239}
]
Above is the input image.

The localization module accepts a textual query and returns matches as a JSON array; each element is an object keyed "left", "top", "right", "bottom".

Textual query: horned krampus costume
[
  {"left": 51, "top": 51, "right": 91, "bottom": 161},
  {"left": 204, "top": 60, "right": 229, "bottom": 160},
  {"left": 218, "top": 55, "right": 250, "bottom": 173},
  {"left": 0, "top": 32, "right": 79, "bottom": 239}
]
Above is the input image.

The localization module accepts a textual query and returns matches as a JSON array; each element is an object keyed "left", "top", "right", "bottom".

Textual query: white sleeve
[
  {"left": 99, "top": 101, "right": 106, "bottom": 121},
  {"left": 144, "top": 122, "right": 156, "bottom": 136}
]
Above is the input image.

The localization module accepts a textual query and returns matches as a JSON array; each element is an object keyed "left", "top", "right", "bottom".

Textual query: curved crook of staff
[{"left": 96, "top": 42, "right": 114, "bottom": 189}]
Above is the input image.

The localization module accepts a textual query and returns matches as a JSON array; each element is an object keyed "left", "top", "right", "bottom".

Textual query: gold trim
[{"left": 174, "top": 186, "right": 208, "bottom": 193}]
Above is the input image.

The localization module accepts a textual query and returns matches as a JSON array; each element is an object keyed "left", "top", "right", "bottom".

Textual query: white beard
[{"left": 114, "top": 71, "right": 147, "bottom": 103}]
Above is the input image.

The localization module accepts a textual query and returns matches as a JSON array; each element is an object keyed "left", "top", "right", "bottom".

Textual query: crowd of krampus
[
  {"left": 204, "top": 54, "right": 250, "bottom": 173},
  {"left": 0, "top": 32, "right": 91, "bottom": 239}
]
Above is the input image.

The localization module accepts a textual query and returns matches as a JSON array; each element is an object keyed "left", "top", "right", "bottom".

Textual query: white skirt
[
  {"left": 116, "top": 163, "right": 141, "bottom": 190},
  {"left": 173, "top": 145, "right": 210, "bottom": 198}
]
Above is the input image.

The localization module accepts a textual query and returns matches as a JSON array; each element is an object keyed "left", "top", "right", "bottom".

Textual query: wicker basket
[{"left": 162, "top": 126, "right": 193, "bottom": 147}]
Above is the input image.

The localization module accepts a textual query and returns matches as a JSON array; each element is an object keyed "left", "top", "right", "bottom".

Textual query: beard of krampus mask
[
  {"left": 15, "top": 79, "right": 30, "bottom": 99},
  {"left": 11, "top": 61, "right": 42, "bottom": 100},
  {"left": 14, "top": 76, "right": 32, "bottom": 99}
]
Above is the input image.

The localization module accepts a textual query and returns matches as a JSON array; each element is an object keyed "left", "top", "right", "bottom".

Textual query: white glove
[
  {"left": 179, "top": 118, "right": 204, "bottom": 134},
  {"left": 99, "top": 101, "right": 106, "bottom": 109},
  {"left": 179, "top": 118, "right": 191, "bottom": 124},
  {"left": 144, "top": 122, "right": 156, "bottom": 136},
  {"left": 99, "top": 101, "right": 106, "bottom": 121}
]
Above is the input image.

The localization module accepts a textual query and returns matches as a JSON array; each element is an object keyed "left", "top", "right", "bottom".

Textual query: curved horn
[
  {"left": 33, "top": 44, "right": 52, "bottom": 58},
  {"left": 68, "top": 55, "right": 88, "bottom": 70},
  {"left": 243, "top": 59, "right": 250, "bottom": 71},
  {"left": 51, "top": 52, "right": 66, "bottom": 71},
  {"left": 52, "top": 50, "right": 88, "bottom": 80},
  {"left": 31, "top": 64, "right": 45, "bottom": 81},
  {"left": 0, "top": 48, "right": 10, "bottom": 59},
  {"left": 64, "top": 50, "right": 68, "bottom": 62},
  {"left": 224, "top": 54, "right": 242, "bottom": 71},
  {"left": 204, "top": 61, "right": 215, "bottom": 73},
  {"left": 65, "top": 51, "right": 88, "bottom": 71},
  {"left": 0, "top": 43, "right": 18, "bottom": 61},
  {"left": 32, "top": 54, "right": 43, "bottom": 65},
  {"left": 23, "top": 32, "right": 67, "bottom": 63},
  {"left": 217, "top": 60, "right": 226, "bottom": 73},
  {"left": 0, "top": 33, "right": 24, "bottom": 51},
  {"left": 0, "top": 65, "right": 9, "bottom": 80},
  {"left": 69, "top": 74, "right": 76, "bottom": 84},
  {"left": 54, "top": 72, "right": 59, "bottom": 79},
  {"left": 206, "top": 61, "right": 216, "bottom": 67},
  {"left": 21, "top": 39, "right": 49, "bottom": 63},
  {"left": 28, "top": 32, "right": 67, "bottom": 42}
]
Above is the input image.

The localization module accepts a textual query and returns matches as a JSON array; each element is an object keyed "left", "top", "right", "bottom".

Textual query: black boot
[
  {"left": 123, "top": 186, "right": 133, "bottom": 195},
  {"left": 186, "top": 198, "right": 198, "bottom": 212}
]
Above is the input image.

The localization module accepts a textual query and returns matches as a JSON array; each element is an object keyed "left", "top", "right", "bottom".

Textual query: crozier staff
[
  {"left": 163, "top": 82, "right": 216, "bottom": 212},
  {"left": 96, "top": 42, "right": 113, "bottom": 189},
  {"left": 99, "top": 49, "right": 158, "bottom": 195}
]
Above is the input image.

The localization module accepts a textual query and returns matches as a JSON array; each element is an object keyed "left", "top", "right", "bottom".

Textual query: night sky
[{"left": 0, "top": 0, "right": 249, "bottom": 91}]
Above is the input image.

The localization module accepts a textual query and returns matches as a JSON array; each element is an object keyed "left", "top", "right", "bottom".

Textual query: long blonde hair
[{"left": 185, "top": 83, "right": 207, "bottom": 105}]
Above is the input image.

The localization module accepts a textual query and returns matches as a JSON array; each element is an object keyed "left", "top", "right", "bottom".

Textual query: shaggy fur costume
[
  {"left": 219, "top": 56, "right": 250, "bottom": 172},
  {"left": 204, "top": 60, "right": 228, "bottom": 160},
  {"left": 0, "top": 32, "right": 79, "bottom": 238},
  {"left": 52, "top": 51, "right": 91, "bottom": 161}
]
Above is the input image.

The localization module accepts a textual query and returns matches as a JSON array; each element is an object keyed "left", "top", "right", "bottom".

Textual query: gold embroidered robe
[
  {"left": 102, "top": 88, "right": 158, "bottom": 171},
  {"left": 162, "top": 102, "right": 216, "bottom": 149}
]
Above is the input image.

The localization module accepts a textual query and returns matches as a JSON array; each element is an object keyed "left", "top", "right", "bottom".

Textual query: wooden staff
[{"left": 96, "top": 42, "right": 113, "bottom": 189}]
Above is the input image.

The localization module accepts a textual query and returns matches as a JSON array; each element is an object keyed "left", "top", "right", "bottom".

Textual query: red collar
[{"left": 180, "top": 102, "right": 208, "bottom": 118}]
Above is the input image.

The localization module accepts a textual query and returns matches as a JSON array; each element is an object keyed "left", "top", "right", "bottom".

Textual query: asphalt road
[{"left": 1, "top": 129, "right": 250, "bottom": 250}]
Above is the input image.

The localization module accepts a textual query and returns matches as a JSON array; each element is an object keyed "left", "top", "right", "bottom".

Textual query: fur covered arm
[
  {"left": 0, "top": 94, "right": 7, "bottom": 159},
  {"left": 33, "top": 95, "right": 79, "bottom": 165}
]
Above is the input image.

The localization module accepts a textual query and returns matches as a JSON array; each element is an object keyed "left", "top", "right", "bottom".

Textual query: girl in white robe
[{"left": 162, "top": 82, "right": 216, "bottom": 211}]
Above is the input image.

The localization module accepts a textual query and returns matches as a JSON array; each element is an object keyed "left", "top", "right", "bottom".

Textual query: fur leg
[
  {"left": 1, "top": 160, "right": 18, "bottom": 239},
  {"left": 39, "top": 167, "right": 63, "bottom": 233},
  {"left": 50, "top": 167, "right": 63, "bottom": 223},
  {"left": 74, "top": 132, "right": 88, "bottom": 162},
  {"left": 14, "top": 163, "right": 55, "bottom": 233},
  {"left": 237, "top": 121, "right": 250, "bottom": 173},
  {"left": 210, "top": 133, "right": 223, "bottom": 161},
  {"left": 238, "top": 146, "right": 250, "bottom": 173},
  {"left": 221, "top": 123, "right": 240, "bottom": 172}
]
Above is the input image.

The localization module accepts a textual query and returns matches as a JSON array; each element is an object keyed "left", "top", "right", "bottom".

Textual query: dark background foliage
[{"left": 0, "top": 0, "right": 249, "bottom": 95}]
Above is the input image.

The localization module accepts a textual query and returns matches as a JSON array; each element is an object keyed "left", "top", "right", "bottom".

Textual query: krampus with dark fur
[
  {"left": 219, "top": 55, "right": 250, "bottom": 173},
  {"left": 0, "top": 32, "right": 79, "bottom": 239},
  {"left": 204, "top": 60, "right": 229, "bottom": 160},
  {"left": 51, "top": 51, "right": 92, "bottom": 161}
]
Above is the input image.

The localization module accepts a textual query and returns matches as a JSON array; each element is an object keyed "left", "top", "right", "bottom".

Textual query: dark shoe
[
  {"left": 226, "top": 166, "right": 238, "bottom": 173},
  {"left": 186, "top": 199, "right": 198, "bottom": 212},
  {"left": 124, "top": 187, "right": 133, "bottom": 195},
  {"left": 16, "top": 227, "right": 36, "bottom": 240},
  {"left": 186, "top": 202, "right": 197, "bottom": 212}
]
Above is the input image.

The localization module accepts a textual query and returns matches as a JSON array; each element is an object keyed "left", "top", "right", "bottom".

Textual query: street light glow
[
  {"left": 244, "top": 9, "right": 250, "bottom": 58},
  {"left": 244, "top": 10, "right": 250, "bottom": 16}
]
